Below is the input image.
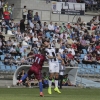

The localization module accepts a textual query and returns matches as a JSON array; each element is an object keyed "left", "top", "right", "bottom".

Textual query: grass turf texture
[{"left": 0, "top": 88, "right": 100, "bottom": 100}]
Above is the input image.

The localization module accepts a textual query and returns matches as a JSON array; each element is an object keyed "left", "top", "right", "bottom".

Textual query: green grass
[{"left": 0, "top": 88, "right": 100, "bottom": 100}]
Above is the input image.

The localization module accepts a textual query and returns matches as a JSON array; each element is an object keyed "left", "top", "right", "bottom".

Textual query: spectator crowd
[{"left": 0, "top": 0, "right": 100, "bottom": 87}]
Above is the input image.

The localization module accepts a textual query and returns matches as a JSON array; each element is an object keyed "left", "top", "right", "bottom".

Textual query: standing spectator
[
  {"left": 3, "top": 2, "right": 8, "bottom": 12},
  {"left": 0, "top": 0, "right": 4, "bottom": 19},
  {"left": 27, "top": 10, "right": 32, "bottom": 25},
  {"left": 22, "top": 6, "right": 27, "bottom": 20},
  {"left": 34, "top": 12, "right": 41, "bottom": 25},
  {"left": 3, "top": 8, "right": 10, "bottom": 25},
  {"left": 8, "top": 6, "right": 12, "bottom": 19},
  {"left": 20, "top": 19, "right": 25, "bottom": 34},
  {"left": 11, "top": 4, "right": 14, "bottom": 19}
]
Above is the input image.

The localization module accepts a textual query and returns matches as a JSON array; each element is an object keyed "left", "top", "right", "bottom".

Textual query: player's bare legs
[
  {"left": 48, "top": 73, "right": 54, "bottom": 94},
  {"left": 39, "top": 80, "right": 44, "bottom": 97},
  {"left": 54, "top": 73, "right": 61, "bottom": 93}
]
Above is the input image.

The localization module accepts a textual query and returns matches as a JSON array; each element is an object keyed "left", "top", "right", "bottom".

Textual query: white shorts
[{"left": 49, "top": 62, "right": 59, "bottom": 73}]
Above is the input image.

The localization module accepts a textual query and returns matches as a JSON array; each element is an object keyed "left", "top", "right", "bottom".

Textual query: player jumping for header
[{"left": 43, "top": 39, "right": 65, "bottom": 94}]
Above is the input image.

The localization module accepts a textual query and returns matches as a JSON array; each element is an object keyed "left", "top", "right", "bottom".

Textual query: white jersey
[
  {"left": 45, "top": 47, "right": 59, "bottom": 63},
  {"left": 45, "top": 47, "right": 59, "bottom": 73}
]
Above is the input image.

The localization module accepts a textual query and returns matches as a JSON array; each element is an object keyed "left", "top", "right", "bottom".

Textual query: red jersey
[
  {"left": 33, "top": 54, "right": 46, "bottom": 70},
  {"left": 3, "top": 11, "right": 10, "bottom": 20}
]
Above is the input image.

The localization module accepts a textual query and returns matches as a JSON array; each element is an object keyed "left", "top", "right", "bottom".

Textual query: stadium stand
[{"left": 0, "top": 0, "right": 100, "bottom": 87}]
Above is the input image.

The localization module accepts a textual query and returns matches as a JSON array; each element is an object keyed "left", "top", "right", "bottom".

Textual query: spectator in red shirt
[
  {"left": 3, "top": 8, "right": 10, "bottom": 25},
  {"left": 95, "top": 43, "right": 100, "bottom": 50},
  {"left": 67, "top": 51, "right": 74, "bottom": 60}
]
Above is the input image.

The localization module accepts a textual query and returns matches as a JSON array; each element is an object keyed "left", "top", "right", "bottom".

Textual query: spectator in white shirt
[
  {"left": 59, "top": 47, "right": 64, "bottom": 54},
  {"left": 13, "top": 39, "right": 18, "bottom": 46},
  {"left": 48, "top": 21, "right": 54, "bottom": 31},
  {"left": 67, "top": 45, "right": 75, "bottom": 56},
  {"left": 32, "top": 34, "right": 38, "bottom": 42},
  {"left": 22, "top": 6, "right": 27, "bottom": 20},
  {"left": 30, "top": 20, "right": 34, "bottom": 29},
  {"left": 24, "top": 34, "right": 30, "bottom": 42}
]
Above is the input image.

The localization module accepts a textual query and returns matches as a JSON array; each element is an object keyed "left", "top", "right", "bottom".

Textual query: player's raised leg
[
  {"left": 54, "top": 73, "right": 61, "bottom": 93},
  {"left": 19, "top": 73, "right": 28, "bottom": 83},
  {"left": 48, "top": 73, "right": 54, "bottom": 94}
]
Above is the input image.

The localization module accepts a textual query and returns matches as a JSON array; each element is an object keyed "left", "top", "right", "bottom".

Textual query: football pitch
[{"left": 0, "top": 88, "right": 100, "bottom": 100}]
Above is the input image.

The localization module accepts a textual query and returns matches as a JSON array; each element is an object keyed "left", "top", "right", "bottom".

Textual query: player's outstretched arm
[{"left": 26, "top": 55, "right": 35, "bottom": 59}]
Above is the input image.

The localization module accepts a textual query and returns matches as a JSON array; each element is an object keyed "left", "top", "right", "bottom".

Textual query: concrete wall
[
  {"left": 7, "top": 0, "right": 21, "bottom": 19},
  {"left": 6, "top": 0, "right": 94, "bottom": 24}
]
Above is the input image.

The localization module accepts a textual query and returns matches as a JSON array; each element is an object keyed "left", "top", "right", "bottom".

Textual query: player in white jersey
[{"left": 43, "top": 39, "right": 65, "bottom": 94}]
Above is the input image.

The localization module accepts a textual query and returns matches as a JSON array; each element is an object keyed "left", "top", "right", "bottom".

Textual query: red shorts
[{"left": 28, "top": 65, "right": 42, "bottom": 80}]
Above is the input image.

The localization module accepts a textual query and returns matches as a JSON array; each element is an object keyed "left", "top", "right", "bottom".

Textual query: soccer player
[
  {"left": 43, "top": 39, "right": 65, "bottom": 94},
  {"left": 18, "top": 48, "right": 46, "bottom": 97}
]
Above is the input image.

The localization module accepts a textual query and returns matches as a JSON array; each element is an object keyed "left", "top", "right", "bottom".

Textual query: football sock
[
  {"left": 21, "top": 73, "right": 28, "bottom": 81},
  {"left": 49, "top": 78, "right": 52, "bottom": 88},
  {"left": 55, "top": 78, "right": 58, "bottom": 88},
  {"left": 39, "top": 82, "right": 43, "bottom": 92}
]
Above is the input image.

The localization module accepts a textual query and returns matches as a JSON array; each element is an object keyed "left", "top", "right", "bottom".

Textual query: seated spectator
[
  {"left": 48, "top": 21, "right": 54, "bottom": 32},
  {"left": 67, "top": 37, "right": 73, "bottom": 45},
  {"left": 42, "top": 72, "right": 49, "bottom": 88},
  {"left": 9, "top": 56, "right": 16, "bottom": 65},
  {"left": 80, "top": 36, "right": 87, "bottom": 49},
  {"left": 67, "top": 51, "right": 74, "bottom": 60},
  {"left": 25, "top": 77, "right": 31, "bottom": 87},
  {"left": 10, "top": 45, "right": 17, "bottom": 57},
  {"left": 82, "top": 53, "right": 96, "bottom": 64},
  {"left": 77, "top": 17, "right": 82, "bottom": 24},
  {"left": 17, "top": 71, "right": 21, "bottom": 81},
  {"left": 21, "top": 55, "right": 28, "bottom": 65},
  {"left": 32, "top": 33, "right": 38, "bottom": 42},
  {"left": 24, "top": 34, "right": 30, "bottom": 42},
  {"left": 70, "top": 57, "right": 78, "bottom": 67},
  {"left": 67, "top": 45, "right": 75, "bottom": 56},
  {"left": 62, "top": 74, "right": 72, "bottom": 86},
  {"left": 22, "top": 49, "right": 27, "bottom": 57},
  {"left": 4, "top": 54, "right": 10, "bottom": 65},
  {"left": 66, "top": 22, "right": 71, "bottom": 29}
]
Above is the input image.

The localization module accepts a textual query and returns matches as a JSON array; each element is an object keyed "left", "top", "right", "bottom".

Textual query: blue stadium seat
[
  {"left": 96, "top": 64, "right": 100, "bottom": 69},
  {"left": 45, "top": 32, "right": 51, "bottom": 39},
  {"left": 82, "top": 49, "right": 87, "bottom": 54},
  {"left": 11, "top": 65, "right": 17, "bottom": 71},
  {"left": 79, "top": 68, "right": 85, "bottom": 74},
  {"left": 16, "top": 56, "right": 20, "bottom": 59},
  {"left": 0, "top": 64, "right": 6, "bottom": 71},
  {"left": 82, "top": 64, "right": 87, "bottom": 68},
  {"left": 80, "top": 54, "right": 85, "bottom": 59},
  {"left": 6, "top": 65, "right": 11, "bottom": 71},
  {"left": 78, "top": 64, "right": 82, "bottom": 68},
  {"left": 88, "top": 69, "right": 94, "bottom": 74},
  {"left": 87, "top": 64, "right": 92, "bottom": 69},
  {"left": 95, "top": 68, "right": 100, "bottom": 74},
  {"left": 1, "top": 55, "right": 5, "bottom": 60}
]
